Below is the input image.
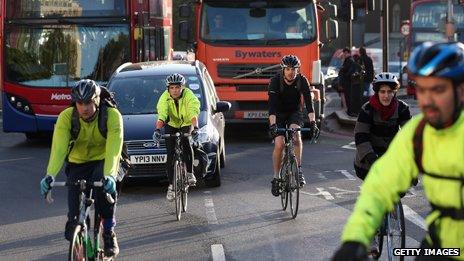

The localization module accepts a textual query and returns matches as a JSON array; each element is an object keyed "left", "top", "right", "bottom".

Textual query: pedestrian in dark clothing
[
  {"left": 359, "top": 46, "right": 374, "bottom": 99},
  {"left": 338, "top": 47, "right": 355, "bottom": 115}
]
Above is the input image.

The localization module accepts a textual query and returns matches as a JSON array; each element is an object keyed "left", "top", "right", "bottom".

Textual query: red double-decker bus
[{"left": 1, "top": 0, "right": 172, "bottom": 138}]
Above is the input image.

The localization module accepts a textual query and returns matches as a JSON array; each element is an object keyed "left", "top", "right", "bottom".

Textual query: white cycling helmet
[{"left": 372, "top": 72, "right": 400, "bottom": 92}]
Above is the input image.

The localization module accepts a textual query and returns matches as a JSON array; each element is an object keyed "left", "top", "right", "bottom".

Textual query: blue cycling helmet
[
  {"left": 71, "top": 79, "right": 101, "bottom": 104},
  {"left": 407, "top": 41, "right": 464, "bottom": 85}
]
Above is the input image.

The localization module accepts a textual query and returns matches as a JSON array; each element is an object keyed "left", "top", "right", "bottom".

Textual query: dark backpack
[
  {"left": 412, "top": 118, "right": 464, "bottom": 229},
  {"left": 69, "top": 86, "right": 131, "bottom": 177}
]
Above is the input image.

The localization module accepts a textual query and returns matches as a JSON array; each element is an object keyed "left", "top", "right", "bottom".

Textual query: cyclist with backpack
[
  {"left": 40, "top": 79, "right": 123, "bottom": 258},
  {"left": 333, "top": 42, "right": 464, "bottom": 260},
  {"left": 268, "top": 55, "right": 319, "bottom": 196},
  {"left": 152, "top": 73, "right": 201, "bottom": 202}
]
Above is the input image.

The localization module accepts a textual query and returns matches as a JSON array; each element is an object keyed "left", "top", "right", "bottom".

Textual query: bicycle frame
[{"left": 47, "top": 180, "right": 114, "bottom": 260}]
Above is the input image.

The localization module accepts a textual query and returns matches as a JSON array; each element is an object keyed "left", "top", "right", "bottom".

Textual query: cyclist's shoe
[
  {"left": 103, "top": 230, "right": 119, "bottom": 257},
  {"left": 64, "top": 220, "right": 77, "bottom": 241},
  {"left": 367, "top": 233, "right": 380, "bottom": 257},
  {"left": 271, "top": 178, "right": 280, "bottom": 197},
  {"left": 166, "top": 185, "right": 175, "bottom": 202},
  {"left": 186, "top": 172, "right": 197, "bottom": 186},
  {"left": 298, "top": 168, "right": 306, "bottom": 187}
]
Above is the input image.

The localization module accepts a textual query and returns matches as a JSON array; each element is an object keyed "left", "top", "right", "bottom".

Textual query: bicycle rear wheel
[
  {"left": 386, "top": 201, "right": 405, "bottom": 261},
  {"left": 181, "top": 162, "right": 188, "bottom": 213},
  {"left": 69, "top": 225, "right": 86, "bottom": 261},
  {"left": 288, "top": 159, "right": 299, "bottom": 219},
  {"left": 174, "top": 160, "right": 182, "bottom": 221},
  {"left": 279, "top": 160, "right": 288, "bottom": 211}
]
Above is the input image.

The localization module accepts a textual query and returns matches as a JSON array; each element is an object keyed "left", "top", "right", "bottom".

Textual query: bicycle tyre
[
  {"left": 174, "top": 160, "right": 182, "bottom": 221},
  {"left": 181, "top": 162, "right": 188, "bottom": 213},
  {"left": 69, "top": 224, "right": 86, "bottom": 261},
  {"left": 386, "top": 202, "right": 405, "bottom": 261},
  {"left": 288, "top": 158, "right": 299, "bottom": 219},
  {"left": 279, "top": 158, "right": 288, "bottom": 211}
]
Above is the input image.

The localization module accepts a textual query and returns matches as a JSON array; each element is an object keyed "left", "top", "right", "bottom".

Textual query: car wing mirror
[{"left": 215, "top": 101, "right": 231, "bottom": 113}]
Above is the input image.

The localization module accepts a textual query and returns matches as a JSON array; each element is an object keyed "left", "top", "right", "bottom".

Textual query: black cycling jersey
[{"left": 268, "top": 73, "right": 314, "bottom": 116}]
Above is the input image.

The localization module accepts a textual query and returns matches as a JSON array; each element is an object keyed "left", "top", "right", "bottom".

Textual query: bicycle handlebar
[
  {"left": 46, "top": 180, "right": 114, "bottom": 204},
  {"left": 162, "top": 132, "right": 191, "bottom": 138},
  {"left": 276, "top": 127, "right": 311, "bottom": 133}
]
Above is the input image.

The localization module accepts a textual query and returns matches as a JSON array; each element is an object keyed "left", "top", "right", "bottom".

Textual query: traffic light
[{"left": 338, "top": 0, "right": 353, "bottom": 21}]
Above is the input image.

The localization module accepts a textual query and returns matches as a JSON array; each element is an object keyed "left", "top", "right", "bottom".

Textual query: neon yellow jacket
[
  {"left": 46, "top": 107, "right": 123, "bottom": 177},
  {"left": 156, "top": 88, "right": 200, "bottom": 128},
  {"left": 342, "top": 113, "right": 464, "bottom": 260}
]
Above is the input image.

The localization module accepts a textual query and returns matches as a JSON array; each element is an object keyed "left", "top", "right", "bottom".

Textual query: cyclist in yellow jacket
[
  {"left": 40, "top": 79, "right": 123, "bottom": 258},
  {"left": 333, "top": 42, "right": 464, "bottom": 260},
  {"left": 153, "top": 73, "right": 201, "bottom": 202}
]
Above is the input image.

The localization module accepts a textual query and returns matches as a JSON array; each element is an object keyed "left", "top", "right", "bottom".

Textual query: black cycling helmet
[
  {"left": 407, "top": 41, "right": 464, "bottom": 85},
  {"left": 71, "top": 79, "right": 101, "bottom": 104},
  {"left": 372, "top": 72, "right": 400, "bottom": 92},
  {"left": 280, "top": 55, "right": 301, "bottom": 69},
  {"left": 165, "top": 73, "right": 186, "bottom": 87}
]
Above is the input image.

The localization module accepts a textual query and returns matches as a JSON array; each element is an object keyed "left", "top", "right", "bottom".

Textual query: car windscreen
[{"left": 108, "top": 75, "right": 205, "bottom": 115}]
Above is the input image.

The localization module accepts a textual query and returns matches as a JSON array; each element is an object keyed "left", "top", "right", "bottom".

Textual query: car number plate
[
  {"left": 130, "top": 154, "right": 167, "bottom": 164},
  {"left": 243, "top": 111, "right": 268, "bottom": 119}
]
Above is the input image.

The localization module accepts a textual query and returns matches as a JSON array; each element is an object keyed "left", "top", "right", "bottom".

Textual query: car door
[{"left": 202, "top": 68, "right": 225, "bottom": 142}]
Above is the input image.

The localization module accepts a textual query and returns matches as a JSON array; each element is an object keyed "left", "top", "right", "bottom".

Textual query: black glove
[
  {"left": 268, "top": 124, "right": 278, "bottom": 138},
  {"left": 364, "top": 153, "right": 378, "bottom": 165},
  {"left": 332, "top": 241, "right": 367, "bottom": 261},
  {"left": 191, "top": 126, "right": 199, "bottom": 142},
  {"left": 309, "top": 121, "right": 320, "bottom": 140}
]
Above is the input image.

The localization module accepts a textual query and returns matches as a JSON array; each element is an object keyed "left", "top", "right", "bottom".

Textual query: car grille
[
  {"left": 125, "top": 140, "right": 166, "bottom": 150},
  {"left": 127, "top": 163, "right": 167, "bottom": 178},
  {"left": 217, "top": 64, "right": 279, "bottom": 79}
]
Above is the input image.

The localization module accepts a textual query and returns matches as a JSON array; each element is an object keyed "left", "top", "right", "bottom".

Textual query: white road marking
[
  {"left": 328, "top": 186, "right": 359, "bottom": 198},
  {"left": 403, "top": 204, "right": 427, "bottom": 231},
  {"left": 0, "top": 157, "right": 33, "bottom": 163},
  {"left": 316, "top": 172, "right": 328, "bottom": 180},
  {"left": 211, "top": 244, "right": 226, "bottom": 261},
  {"left": 335, "top": 169, "right": 356, "bottom": 180},
  {"left": 342, "top": 141, "right": 356, "bottom": 150},
  {"left": 302, "top": 188, "right": 334, "bottom": 200},
  {"left": 204, "top": 191, "right": 218, "bottom": 225}
]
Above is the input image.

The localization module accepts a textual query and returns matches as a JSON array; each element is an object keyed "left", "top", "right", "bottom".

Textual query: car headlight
[{"left": 197, "top": 124, "right": 219, "bottom": 145}]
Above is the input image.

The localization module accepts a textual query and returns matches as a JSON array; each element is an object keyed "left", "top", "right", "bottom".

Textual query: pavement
[{"left": 324, "top": 88, "right": 421, "bottom": 130}]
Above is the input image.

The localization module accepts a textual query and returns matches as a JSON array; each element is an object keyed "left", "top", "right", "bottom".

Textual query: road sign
[{"left": 401, "top": 23, "right": 410, "bottom": 37}]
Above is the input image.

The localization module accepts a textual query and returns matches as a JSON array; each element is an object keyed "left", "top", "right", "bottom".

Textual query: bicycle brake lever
[{"left": 105, "top": 193, "right": 115, "bottom": 204}]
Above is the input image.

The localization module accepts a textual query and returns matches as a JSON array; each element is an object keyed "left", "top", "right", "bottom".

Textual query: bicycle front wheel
[
  {"left": 69, "top": 224, "right": 86, "bottom": 261},
  {"left": 279, "top": 160, "right": 288, "bottom": 211},
  {"left": 386, "top": 201, "right": 406, "bottom": 261},
  {"left": 181, "top": 162, "right": 188, "bottom": 213},
  {"left": 288, "top": 159, "right": 299, "bottom": 219},
  {"left": 174, "top": 160, "right": 182, "bottom": 221}
]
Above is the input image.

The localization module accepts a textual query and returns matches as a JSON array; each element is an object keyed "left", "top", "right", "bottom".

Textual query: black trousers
[
  {"left": 165, "top": 125, "right": 194, "bottom": 184},
  {"left": 65, "top": 160, "right": 117, "bottom": 223}
]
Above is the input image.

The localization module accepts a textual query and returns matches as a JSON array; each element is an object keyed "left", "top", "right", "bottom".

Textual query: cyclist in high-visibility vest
[{"left": 333, "top": 42, "right": 464, "bottom": 260}]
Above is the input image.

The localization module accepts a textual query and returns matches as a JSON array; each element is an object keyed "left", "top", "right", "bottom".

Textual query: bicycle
[
  {"left": 372, "top": 200, "right": 406, "bottom": 261},
  {"left": 46, "top": 180, "right": 115, "bottom": 261},
  {"left": 162, "top": 132, "right": 192, "bottom": 221},
  {"left": 276, "top": 127, "right": 310, "bottom": 219}
]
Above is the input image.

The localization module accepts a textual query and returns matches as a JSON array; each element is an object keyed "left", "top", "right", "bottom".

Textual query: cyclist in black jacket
[{"left": 268, "top": 55, "right": 319, "bottom": 196}]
